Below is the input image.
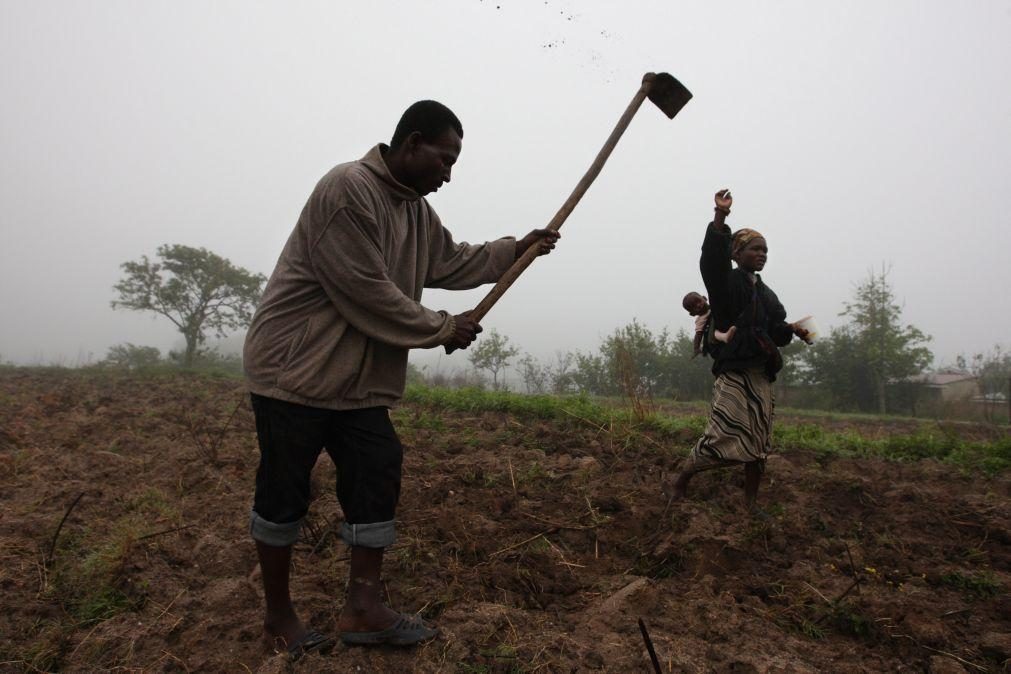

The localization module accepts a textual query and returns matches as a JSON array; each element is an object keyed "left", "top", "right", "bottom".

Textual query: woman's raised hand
[{"left": 714, "top": 188, "right": 733, "bottom": 212}]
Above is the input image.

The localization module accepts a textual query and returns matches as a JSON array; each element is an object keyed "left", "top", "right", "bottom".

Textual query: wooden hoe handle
[{"left": 445, "top": 74, "right": 661, "bottom": 353}]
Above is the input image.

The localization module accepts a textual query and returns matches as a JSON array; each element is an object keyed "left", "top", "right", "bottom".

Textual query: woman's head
[{"left": 732, "top": 228, "right": 767, "bottom": 272}]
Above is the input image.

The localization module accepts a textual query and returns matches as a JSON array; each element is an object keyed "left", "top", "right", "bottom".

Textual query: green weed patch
[
  {"left": 49, "top": 517, "right": 147, "bottom": 625},
  {"left": 774, "top": 424, "right": 1011, "bottom": 474},
  {"left": 939, "top": 571, "right": 1002, "bottom": 599},
  {"left": 404, "top": 386, "right": 1010, "bottom": 473}
]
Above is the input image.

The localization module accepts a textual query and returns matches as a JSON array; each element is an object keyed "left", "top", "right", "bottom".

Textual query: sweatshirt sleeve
[
  {"left": 770, "top": 322, "right": 795, "bottom": 347},
  {"left": 308, "top": 205, "right": 455, "bottom": 349},
  {"left": 760, "top": 285, "right": 793, "bottom": 346},
  {"left": 424, "top": 209, "right": 517, "bottom": 290},
  {"left": 767, "top": 295, "right": 794, "bottom": 346},
  {"left": 700, "top": 222, "right": 733, "bottom": 329}
]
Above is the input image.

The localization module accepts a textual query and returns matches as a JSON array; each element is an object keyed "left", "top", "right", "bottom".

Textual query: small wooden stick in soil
[
  {"left": 560, "top": 406, "right": 608, "bottom": 434},
  {"left": 543, "top": 535, "right": 584, "bottom": 570},
  {"left": 803, "top": 581, "right": 832, "bottom": 605},
  {"left": 844, "top": 542, "right": 862, "bottom": 594},
  {"left": 208, "top": 395, "right": 245, "bottom": 459},
  {"left": 508, "top": 457, "right": 517, "bottom": 497},
  {"left": 153, "top": 589, "right": 186, "bottom": 623},
  {"left": 47, "top": 491, "right": 84, "bottom": 566},
  {"left": 488, "top": 529, "right": 557, "bottom": 559},
  {"left": 811, "top": 576, "right": 862, "bottom": 627},
  {"left": 138, "top": 524, "right": 196, "bottom": 541},
  {"left": 67, "top": 622, "right": 103, "bottom": 660},
  {"left": 520, "top": 511, "right": 598, "bottom": 530},
  {"left": 887, "top": 633, "right": 987, "bottom": 673},
  {"left": 637, "top": 617, "right": 662, "bottom": 674}
]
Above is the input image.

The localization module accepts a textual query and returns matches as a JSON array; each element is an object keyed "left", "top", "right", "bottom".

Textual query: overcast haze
[{"left": 2, "top": 1, "right": 1009, "bottom": 372}]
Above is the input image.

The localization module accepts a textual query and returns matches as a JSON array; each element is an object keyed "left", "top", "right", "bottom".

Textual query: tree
[
  {"left": 572, "top": 320, "right": 671, "bottom": 399},
  {"left": 962, "top": 345, "right": 1011, "bottom": 422},
  {"left": 548, "top": 351, "right": 576, "bottom": 394},
  {"left": 517, "top": 353, "right": 548, "bottom": 394},
  {"left": 841, "top": 266, "right": 932, "bottom": 413},
  {"left": 406, "top": 362, "right": 427, "bottom": 387},
  {"left": 796, "top": 326, "right": 872, "bottom": 410},
  {"left": 566, "top": 321, "right": 712, "bottom": 400},
  {"left": 516, "top": 351, "right": 578, "bottom": 395},
  {"left": 799, "top": 266, "right": 932, "bottom": 413},
  {"left": 112, "top": 244, "right": 266, "bottom": 367},
  {"left": 467, "top": 329, "right": 519, "bottom": 390},
  {"left": 571, "top": 351, "right": 612, "bottom": 395},
  {"left": 666, "top": 328, "right": 717, "bottom": 401},
  {"left": 604, "top": 320, "right": 672, "bottom": 400}
]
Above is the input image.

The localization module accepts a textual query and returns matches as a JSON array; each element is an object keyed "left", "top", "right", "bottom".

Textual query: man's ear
[{"left": 403, "top": 131, "right": 424, "bottom": 154}]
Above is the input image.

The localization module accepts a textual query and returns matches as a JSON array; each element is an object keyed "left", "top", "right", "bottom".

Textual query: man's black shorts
[{"left": 249, "top": 393, "right": 403, "bottom": 548}]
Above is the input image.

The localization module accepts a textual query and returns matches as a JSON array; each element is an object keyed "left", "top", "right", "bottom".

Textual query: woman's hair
[
  {"left": 731, "top": 228, "right": 764, "bottom": 257},
  {"left": 390, "top": 100, "right": 463, "bottom": 150}
]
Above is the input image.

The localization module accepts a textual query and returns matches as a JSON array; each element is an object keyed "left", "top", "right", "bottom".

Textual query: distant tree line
[
  {"left": 427, "top": 268, "right": 1009, "bottom": 418},
  {"left": 99, "top": 342, "right": 244, "bottom": 373},
  {"left": 103, "top": 244, "right": 1009, "bottom": 419}
]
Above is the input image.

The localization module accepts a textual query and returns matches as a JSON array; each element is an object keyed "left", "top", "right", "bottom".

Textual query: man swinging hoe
[{"left": 243, "top": 73, "right": 691, "bottom": 659}]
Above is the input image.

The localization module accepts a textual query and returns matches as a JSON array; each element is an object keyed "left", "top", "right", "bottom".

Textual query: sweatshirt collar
[{"left": 360, "top": 143, "right": 421, "bottom": 202}]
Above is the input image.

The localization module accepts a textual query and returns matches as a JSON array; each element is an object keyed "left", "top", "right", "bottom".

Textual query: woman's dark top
[{"left": 701, "top": 222, "right": 794, "bottom": 381}]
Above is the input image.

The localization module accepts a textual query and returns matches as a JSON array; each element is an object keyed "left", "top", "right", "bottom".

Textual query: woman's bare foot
[{"left": 671, "top": 472, "right": 691, "bottom": 499}]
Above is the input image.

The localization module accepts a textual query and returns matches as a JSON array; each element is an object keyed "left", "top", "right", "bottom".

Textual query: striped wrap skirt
[{"left": 684, "top": 367, "right": 774, "bottom": 473}]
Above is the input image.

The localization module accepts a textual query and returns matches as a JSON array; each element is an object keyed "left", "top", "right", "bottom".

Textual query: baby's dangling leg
[{"left": 714, "top": 325, "right": 737, "bottom": 343}]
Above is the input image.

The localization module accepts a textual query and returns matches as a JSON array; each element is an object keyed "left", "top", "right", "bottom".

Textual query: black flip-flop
[
  {"left": 339, "top": 613, "right": 437, "bottom": 647},
  {"left": 286, "top": 630, "right": 335, "bottom": 661}
]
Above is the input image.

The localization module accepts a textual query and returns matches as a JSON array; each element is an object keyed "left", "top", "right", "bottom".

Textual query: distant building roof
[{"left": 908, "top": 369, "right": 978, "bottom": 387}]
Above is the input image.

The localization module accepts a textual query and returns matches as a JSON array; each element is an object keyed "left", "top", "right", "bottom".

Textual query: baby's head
[{"left": 682, "top": 292, "right": 709, "bottom": 316}]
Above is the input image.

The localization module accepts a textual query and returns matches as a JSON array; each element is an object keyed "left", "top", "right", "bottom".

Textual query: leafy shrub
[{"left": 100, "top": 343, "right": 163, "bottom": 370}]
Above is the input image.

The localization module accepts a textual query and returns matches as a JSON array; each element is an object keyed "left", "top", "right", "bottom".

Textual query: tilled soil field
[{"left": 1, "top": 369, "right": 1009, "bottom": 673}]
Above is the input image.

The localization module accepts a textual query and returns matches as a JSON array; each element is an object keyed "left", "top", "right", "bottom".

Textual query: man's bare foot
[
  {"left": 339, "top": 612, "right": 438, "bottom": 646},
  {"left": 263, "top": 612, "right": 309, "bottom": 652},
  {"left": 337, "top": 602, "right": 401, "bottom": 634}
]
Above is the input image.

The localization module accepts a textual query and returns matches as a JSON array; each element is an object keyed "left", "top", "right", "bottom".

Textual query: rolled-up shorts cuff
[
  {"left": 340, "top": 519, "right": 396, "bottom": 548},
  {"left": 250, "top": 510, "right": 302, "bottom": 547}
]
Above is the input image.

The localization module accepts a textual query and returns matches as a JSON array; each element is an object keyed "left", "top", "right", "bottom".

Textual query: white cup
[{"left": 794, "top": 315, "right": 820, "bottom": 342}]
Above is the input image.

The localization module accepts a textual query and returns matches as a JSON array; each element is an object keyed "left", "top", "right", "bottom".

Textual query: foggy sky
[{"left": 2, "top": 1, "right": 1009, "bottom": 372}]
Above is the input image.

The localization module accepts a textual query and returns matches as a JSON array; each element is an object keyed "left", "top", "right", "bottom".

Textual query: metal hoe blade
[{"left": 646, "top": 72, "right": 693, "bottom": 119}]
